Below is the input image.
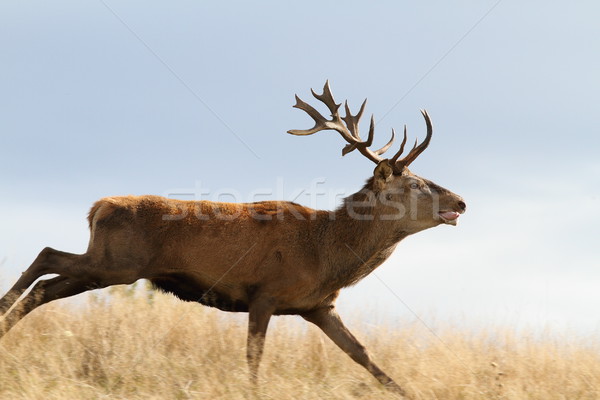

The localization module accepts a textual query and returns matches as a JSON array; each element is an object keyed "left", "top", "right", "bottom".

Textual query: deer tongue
[{"left": 439, "top": 211, "right": 460, "bottom": 221}]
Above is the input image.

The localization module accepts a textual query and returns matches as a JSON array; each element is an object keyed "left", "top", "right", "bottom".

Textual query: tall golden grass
[{"left": 0, "top": 284, "right": 599, "bottom": 399}]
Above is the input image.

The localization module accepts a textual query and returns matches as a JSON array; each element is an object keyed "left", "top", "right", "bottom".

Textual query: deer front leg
[
  {"left": 302, "top": 307, "right": 406, "bottom": 397},
  {"left": 246, "top": 298, "right": 275, "bottom": 385}
]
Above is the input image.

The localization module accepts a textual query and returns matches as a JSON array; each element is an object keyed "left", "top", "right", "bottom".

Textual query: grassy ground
[{"left": 0, "top": 285, "right": 599, "bottom": 399}]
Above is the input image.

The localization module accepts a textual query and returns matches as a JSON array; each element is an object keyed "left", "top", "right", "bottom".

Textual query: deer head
[{"left": 288, "top": 81, "right": 466, "bottom": 232}]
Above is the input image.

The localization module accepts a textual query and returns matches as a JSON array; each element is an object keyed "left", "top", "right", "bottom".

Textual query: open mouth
[{"left": 438, "top": 211, "right": 460, "bottom": 225}]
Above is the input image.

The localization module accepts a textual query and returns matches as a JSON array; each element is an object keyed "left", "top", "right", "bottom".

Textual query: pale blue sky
[{"left": 1, "top": 1, "right": 599, "bottom": 334}]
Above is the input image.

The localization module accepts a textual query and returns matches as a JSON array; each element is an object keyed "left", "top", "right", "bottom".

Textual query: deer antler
[
  {"left": 389, "top": 110, "right": 433, "bottom": 173},
  {"left": 288, "top": 81, "right": 433, "bottom": 172},
  {"left": 287, "top": 81, "right": 394, "bottom": 164}
]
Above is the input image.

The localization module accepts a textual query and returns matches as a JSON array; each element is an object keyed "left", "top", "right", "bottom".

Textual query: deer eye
[{"left": 409, "top": 183, "right": 420, "bottom": 190}]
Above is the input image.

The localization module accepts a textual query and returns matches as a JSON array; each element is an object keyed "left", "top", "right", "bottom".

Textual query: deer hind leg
[
  {"left": 0, "top": 247, "right": 89, "bottom": 316},
  {"left": 246, "top": 298, "right": 276, "bottom": 386},
  {"left": 0, "top": 275, "right": 93, "bottom": 338},
  {"left": 1, "top": 245, "right": 139, "bottom": 317},
  {"left": 302, "top": 307, "right": 407, "bottom": 397}
]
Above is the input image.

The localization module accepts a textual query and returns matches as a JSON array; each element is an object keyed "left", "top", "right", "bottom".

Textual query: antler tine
[
  {"left": 364, "top": 114, "right": 375, "bottom": 147},
  {"left": 287, "top": 95, "right": 328, "bottom": 136},
  {"left": 342, "top": 99, "right": 367, "bottom": 140},
  {"left": 411, "top": 138, "right": 418, "bottom": 151},
  {"left": 341, "top": 111, "right": 381, "bottom": 161},
  {"left": 374, "top": 128, "right": 395, "bottom": 155},
  {"left": 311, "top": 80, "right": 341, "bottom": 120},
  {"left": 391, "top": 109, "right": 433, "bottom": 171},
  {"left": 389, "top": 125, "right": 408, "bottom": 164}
]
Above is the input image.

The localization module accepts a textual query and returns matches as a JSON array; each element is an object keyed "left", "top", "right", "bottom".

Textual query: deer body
[
  {"left": 88, "top": 195, "right": 329, "bottom": 313},
  {"left": 0, "top": 82, "right": 465, "bottom": 398}
]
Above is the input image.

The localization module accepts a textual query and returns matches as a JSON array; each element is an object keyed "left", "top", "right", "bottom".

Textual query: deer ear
[{"left": 373, "top": 160, "right": 393, "bottom": 191}]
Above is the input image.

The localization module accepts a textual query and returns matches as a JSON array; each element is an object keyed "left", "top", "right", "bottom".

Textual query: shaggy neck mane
[
  {"left": 319, "top": 177, "right": 407, "bottom": 290},
  {"left": 334, "top": 176, "right": 377, "bottom": 217}
]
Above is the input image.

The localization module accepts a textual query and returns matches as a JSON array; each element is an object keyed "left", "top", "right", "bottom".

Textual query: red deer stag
[{"left": 0, "top": 81, "right": 465, "bottom": 397}]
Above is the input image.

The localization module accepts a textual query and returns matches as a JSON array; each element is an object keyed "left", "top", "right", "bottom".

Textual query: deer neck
[{"left": 319, "top": 188, "right": 410, "bottom": 290}]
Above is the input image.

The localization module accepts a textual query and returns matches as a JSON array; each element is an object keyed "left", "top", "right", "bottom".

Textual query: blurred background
[{"left": 1, "top": 1, "right": 598, "bottom": 335}]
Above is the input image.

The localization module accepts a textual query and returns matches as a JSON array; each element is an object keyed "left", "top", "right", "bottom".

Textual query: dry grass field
[{"left": 1, "top": 284, "right": 599, "bottom": 400}]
